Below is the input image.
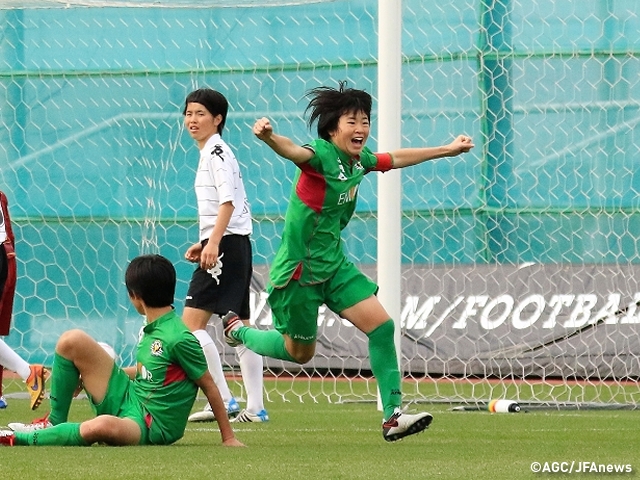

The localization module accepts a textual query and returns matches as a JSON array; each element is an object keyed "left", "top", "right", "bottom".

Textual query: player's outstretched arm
[
  {"left": 390, "top": 135, "right": 474, "bottom": 169},
  {"left": 253, "top": 117, "right": 313, "bottom": 165},
  {"left": 196, "top": 373, "right": 245, "bottom": 447}
]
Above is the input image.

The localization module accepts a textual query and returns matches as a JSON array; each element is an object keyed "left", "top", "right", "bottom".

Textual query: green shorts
[
  {"left": 267, "top": 258, "right": 378, "bottom": 344},
  {"left": 86, "top": 364, "right": 150, "bottom": 445}
]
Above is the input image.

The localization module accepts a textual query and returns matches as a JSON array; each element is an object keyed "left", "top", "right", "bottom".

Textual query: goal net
[{"left": 1, "top": 0, "right": 639, "bottom": 410}]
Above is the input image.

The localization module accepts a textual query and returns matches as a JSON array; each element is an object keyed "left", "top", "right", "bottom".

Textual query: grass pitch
[{"left": 1, "top": 382, "right": 639, "bottom": 480}]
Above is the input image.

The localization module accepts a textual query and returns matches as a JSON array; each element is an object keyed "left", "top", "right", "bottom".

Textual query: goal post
[
  {"left": 377, "top": 0, "right": 403, "bottom": 410},
  {"left": 0, "top": 0, "right": 639, "bottom": 410}
]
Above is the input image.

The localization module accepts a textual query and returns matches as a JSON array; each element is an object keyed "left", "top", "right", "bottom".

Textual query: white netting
[
  {"left": 0, "top": 0, "right": 328, "bottom": 8},
  {"left": 1, "top": 0, "right": 639, "bottom": 409}
]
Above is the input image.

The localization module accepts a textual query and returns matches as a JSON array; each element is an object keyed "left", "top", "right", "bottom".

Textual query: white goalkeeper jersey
[{"left": 195, "top": 133, "right": 252, "bottom": 241}]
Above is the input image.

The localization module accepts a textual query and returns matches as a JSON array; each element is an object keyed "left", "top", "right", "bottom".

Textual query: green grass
[{"left": 2, "top": 382, "right": 640, "bottom": 479}]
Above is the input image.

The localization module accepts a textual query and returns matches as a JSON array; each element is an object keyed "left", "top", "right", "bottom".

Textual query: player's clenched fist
[
  {"left": 253, "top": 117, "right": 273, "bottom": 140},
  {"left": 449, "top": 135, "right": 474, "bottom": 155}
]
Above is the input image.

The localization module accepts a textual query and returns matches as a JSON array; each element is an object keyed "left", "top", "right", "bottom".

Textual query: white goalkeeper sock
[
  {"left": 0, "top": 338, "right": 31, "bottom": 380},
  {"left": 236, "top": 344, "right": 265, "bottom": 413},
  {"left": 192, "top": 329, "right": 233, "bottom": 404}
]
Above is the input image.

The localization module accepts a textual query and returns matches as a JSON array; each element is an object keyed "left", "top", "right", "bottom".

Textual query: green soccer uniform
[
  {"left": 269, "top": 139, "right": 393, "bottom": 287},
  {"left": 134, "top": 310, "right": 208, "bottom": 444},
  {"left": 12, "top": 310, "right": 209, "bottom": 447},
  {"left": 266, "top": 139, "right": 393, "bottom": 342},
  {"left": 234, "top": 137, "right": 403, "bottom": 420}
]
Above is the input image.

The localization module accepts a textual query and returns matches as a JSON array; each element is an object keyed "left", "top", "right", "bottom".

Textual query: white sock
[
  {"left": 0, "top": 339, "right": 31, "bottom": 380},
  {"left": 192, "top": 329, "right": 232, "bottom": 403},
  {"left": 236, "top": 344, "right": 265, "bottom": 413}
]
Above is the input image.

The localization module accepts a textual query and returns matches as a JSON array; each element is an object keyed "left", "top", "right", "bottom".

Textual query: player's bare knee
[
  {"left": 56, "top": 329, "right": 90, "bottom": 356},
  {"left": 293, "top": 352, "right": 314, "bottom": 363},
  {"left": 79, "top": 416, "right": 111, "bottom": 444},
  {"left": 289, "top": 346, "right": 316, "bottom": 363},
  {"left": 283, "top": 335, "right": 316, "bottom": 363}
]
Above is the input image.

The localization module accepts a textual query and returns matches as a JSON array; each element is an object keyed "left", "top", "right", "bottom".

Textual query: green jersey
[
  {"left": 269, "top": 139, "right": 393, "bottom": 287},
  {"left": 134, "top": 310, "right": 208, "bottom": 444}
]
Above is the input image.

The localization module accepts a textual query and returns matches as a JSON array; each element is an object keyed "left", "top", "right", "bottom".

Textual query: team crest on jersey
[
  {"left": 207, "top": 252, "right": 224, "bottom": 285},
  {"left": 150, "top": 340, "right": 163, "bottom": 356}
]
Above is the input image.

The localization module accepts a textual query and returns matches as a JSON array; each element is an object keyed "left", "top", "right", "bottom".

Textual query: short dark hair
[
  {"left": 125, "top": 254, "right": 176, "bottom": 308},
  {"left": 304, "top": 81, "right": 372, "bottom": 141},
  {"left": 183, "top": 88, "right": 229, "bottom": 136}
]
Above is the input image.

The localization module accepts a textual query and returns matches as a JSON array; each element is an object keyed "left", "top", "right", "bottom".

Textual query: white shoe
[
  {"left": 188, "top": 398, "right": 240, "bottom": 422},
  {"left": 382, "top": 408, "right": 433, "bottom": 442},
  {"left": 188, "top": 403, "right": 215, "bottom": 422},
  {"left": 232, "top": 409, "right": 269, "bottom": 423},
  {"left": 8, "top": 414, "right": 53, "bottom": 433}
]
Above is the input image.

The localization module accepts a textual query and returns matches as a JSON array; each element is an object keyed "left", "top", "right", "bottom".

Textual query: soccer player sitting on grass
[
  {"left": 223, "top": 81, "right": 474, "bottom": 442},
  {"left": 0, "top": 254, "right": 244, "bottom": 447}
]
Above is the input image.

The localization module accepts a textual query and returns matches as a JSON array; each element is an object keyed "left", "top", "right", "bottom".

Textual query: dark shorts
[{"left": 185, "top": 234, "right": 252, "bottom": 319}]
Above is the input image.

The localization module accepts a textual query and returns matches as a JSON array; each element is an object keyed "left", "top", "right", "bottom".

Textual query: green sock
[
  {"left": 48, "top": 353, "right": 81, "bottom": 426},
  {"left": 14, "top": 422, "right": 88, "bottom": 446},
  {"left": 367, "top": 320, "right": 402, "bottom": 420},
  {"left": 235, "top": 327, "right": 297, "bottom": 362}
]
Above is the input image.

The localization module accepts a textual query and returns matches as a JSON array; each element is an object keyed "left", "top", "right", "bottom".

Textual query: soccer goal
[{"left": 1, "top": 0, "right": 639, "bottom": 410}]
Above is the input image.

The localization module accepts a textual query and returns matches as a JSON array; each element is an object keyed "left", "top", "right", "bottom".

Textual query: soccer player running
[
  {"left": 182, "top": 89, "right": 268, "bottom": 424},
  {"left": 224, "top": 82, "right": 474, "bottom": 442},
  {"left": 0, "top": 254, "right": 244, "bottom": 447},
  {"left": 0, "top": 190, "right": 46, "bottom": 410}
]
